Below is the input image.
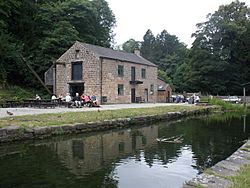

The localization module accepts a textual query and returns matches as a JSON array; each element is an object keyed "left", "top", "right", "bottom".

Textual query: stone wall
[
  {"left": 0, "top": 108, "right": 212, "bottom": 143},
  {"left": 56, "top": 42, "right": 101, "bottom": 100},
  {"left": 102, "top": 58, "right": 158, "bottom": 103},
  {"left": 184, "top": 139, "right": 250, "bottom": 188},
  {"left": 157, "top": 79, "right": 172, "bottom": 103},
  {"left": 55, "top": 41, "right": 158, "bottom": 104}
]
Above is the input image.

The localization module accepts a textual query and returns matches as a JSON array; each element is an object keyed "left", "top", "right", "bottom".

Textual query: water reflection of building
[{"left": 51, "top": 126, "right": 158, "bottom": 176}]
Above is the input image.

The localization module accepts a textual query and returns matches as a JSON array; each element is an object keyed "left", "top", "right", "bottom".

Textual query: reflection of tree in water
[
  {"left": 0, "top": 113, "right": 248, "bottom": 187},
  {"left": 157, "top": 114, "right": 249, "bottom": 172},
  {"left": 142, "top": 121, "right": 188, "bottom": 167},
  {"left": 141, "top": 113, "right": 249, "bottom": 172},
  {"left": 143, "top": 142, "right": 183, "bottom": 167}
]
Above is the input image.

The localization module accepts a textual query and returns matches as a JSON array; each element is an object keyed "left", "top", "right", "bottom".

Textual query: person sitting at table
[
  {"left": 51, "top": 94, "right": 57, "bottom": 101},
  {"left": 73, "top": 93, "right": 81, "bottom": 107},
  {"left": 65, "top": 93, "right": 73, "bottom": 107},
  {"left": 90, "top": 95, "right": 98, "bottom": 107},
  {"left": 80, "top": 94, "right": 91, "bottom": 107},
  {"left": 58, "top": 94, "right": 64, "bottom": 101},
  {"left": 65, "top": 93, "right": 71, "bottom": 102},
  {"left": 35, "top": 94, "right": 41, "bottom": 100}
]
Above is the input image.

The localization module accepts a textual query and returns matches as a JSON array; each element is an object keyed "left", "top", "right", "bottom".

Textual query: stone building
[
  {"left": 45, "top": 41, "right": 159, "bottom": 104},
  {"left": 157, "top": 77, "right": 172, "bottom": 103}
]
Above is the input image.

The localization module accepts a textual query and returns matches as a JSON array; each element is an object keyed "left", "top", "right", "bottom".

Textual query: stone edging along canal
[
  {"left": 0, "top": 107, "right": 213, "bottom": 143},
  {"left": 184, "top": 139, "right": 250, "bottom": 188}
]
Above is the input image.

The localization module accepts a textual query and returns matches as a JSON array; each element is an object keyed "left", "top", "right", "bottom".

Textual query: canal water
[{"left": 0, "top": 113, "right": 249, "bottom": 188}]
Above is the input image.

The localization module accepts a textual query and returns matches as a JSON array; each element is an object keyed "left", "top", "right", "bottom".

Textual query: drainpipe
[
  {"left": 243, "top": 86, "right": 246, "bottom": 107},
  {"left": 100, "top": 58, "right": 103, "bottom": 105},
  {"left": 53, "top": 65, "right": 56, "bottom": 94}
]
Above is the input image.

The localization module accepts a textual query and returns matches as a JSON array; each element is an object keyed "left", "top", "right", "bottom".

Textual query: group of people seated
[
  {"left": 173, "top": 94, "right": 200, "bottom": 104},
  {"left": 51, "top": 93, "right": 99, "bottom": 108}
]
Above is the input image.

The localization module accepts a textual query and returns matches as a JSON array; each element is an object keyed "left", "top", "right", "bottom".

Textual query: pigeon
[{"left": 6, "top": 111, "right": 13, "bottom": 116}]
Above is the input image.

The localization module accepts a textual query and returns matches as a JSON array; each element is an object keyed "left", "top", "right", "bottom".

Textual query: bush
[
  {"left": 208, "top": 98, "right": 246, "bottom": 112},
  {"left": 0, "top": 85, "right": 35, "bottom": 102}
]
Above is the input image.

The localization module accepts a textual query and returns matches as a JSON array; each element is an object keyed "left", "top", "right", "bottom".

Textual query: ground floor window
[
  {"left": 150, "top": 84, "right": 154, "bottom": 94},
  {"left": 118, "top": 84, "right": 124, "bottom": 95}
]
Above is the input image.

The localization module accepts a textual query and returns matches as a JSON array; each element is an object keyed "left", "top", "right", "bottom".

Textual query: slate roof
[{"left": 80, "top": 42, "right": 157, "bottom": 67}]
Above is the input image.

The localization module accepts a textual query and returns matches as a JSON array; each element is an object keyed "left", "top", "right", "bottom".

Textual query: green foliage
[
  {"left": 208, "top": 98, "right": 246, "bottom": 112},
  {"left": 137, "top": 1, "right": 250, "bottom": 95},
  {"left": 140, "top": 29, "right": 189, "bottom": 87},
  {"left": 0, "top": 0, "right": 116, "bottom": 89},
  {"left": 158, "top": 69, "right": 172, "bottom": 86},
  {"left": 185, "top": 1, "right": 250, "bottom": 95},
  {"left": 122, "top": 39, "right": 140, "bottom": 53},
  {"left": 0, "top": 86, "right": 35, "bottom": 102}
]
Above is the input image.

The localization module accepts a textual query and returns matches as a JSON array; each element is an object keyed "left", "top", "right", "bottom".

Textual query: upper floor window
[
  {"left": 131, "top": 66, "right": 136, "bottom": 81},
  {"left": 118, "top": 65, "right": 124, "bottom": 77},
  {"left": 75, "top": 49, "right": 80, "bottom": 59},
  {"left": 141, "top": 68, "right": 146, "bottom": 79},
  {"left": 71, "top": 62, "right": 82, "bottom": 80},
  {"left": 118, "top": 84, "right": 124, "bottom": 95}
]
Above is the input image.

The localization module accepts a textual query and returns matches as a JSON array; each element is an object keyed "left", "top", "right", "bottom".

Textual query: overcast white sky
[{"left": 106, "top": 0, "right": 250, "bottom": 47}]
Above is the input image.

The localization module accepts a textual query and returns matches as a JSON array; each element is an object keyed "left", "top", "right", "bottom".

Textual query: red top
[{"left": 80, "top": 95, "right": 91, "bottom": 102}]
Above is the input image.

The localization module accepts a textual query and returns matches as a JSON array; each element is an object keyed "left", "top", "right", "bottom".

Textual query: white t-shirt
[
  {"left": 51, "top": 95, "right": 57, "bottom": 100},
  {"left": 65, "top": 95, "right": 71, "bottom": 102}
]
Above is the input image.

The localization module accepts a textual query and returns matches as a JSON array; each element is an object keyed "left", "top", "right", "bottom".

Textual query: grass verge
[
  {"left": 229, "top": 164, "right": 250, "bottom": 188},
  {"left": 0, "top": 105, "right": 202, "bottom": 128},
  {"left": 207, "top": 98, "right": 248, "bottom": 112}
]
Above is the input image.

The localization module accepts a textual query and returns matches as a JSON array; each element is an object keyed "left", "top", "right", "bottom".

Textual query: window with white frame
[
  {"left": 118, "top": 65, "right": 124, "bottom": 77},
  {"left": 141, "top": 68, "right": 146, "bottom": 79},
  {"left": 118, "top": 84, "right": 124, "bottom": 95}
]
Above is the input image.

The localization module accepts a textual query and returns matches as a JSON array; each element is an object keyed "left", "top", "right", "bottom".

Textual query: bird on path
[{"left": 6, "top": 111, "right": 13, "bottom": 116}]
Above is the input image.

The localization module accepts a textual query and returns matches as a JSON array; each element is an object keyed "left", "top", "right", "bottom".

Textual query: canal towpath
[{"left": 0, "top": 103, "right": 191, "bottom": 118}]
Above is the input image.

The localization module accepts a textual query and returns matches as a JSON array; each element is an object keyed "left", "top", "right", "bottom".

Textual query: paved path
[{"left": 0, "top": 103, "right": 190, "bottom": 118}]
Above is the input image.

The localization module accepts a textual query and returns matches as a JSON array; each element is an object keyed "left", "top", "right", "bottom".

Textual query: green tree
[
  {"left": 140, "top": 29, "right": 190, "bottom": 87},
  {"left": 189, "top": 0, "right": 250, "bottom": 95},
  {"left": 158, "top": 69, "right": 172, "bottom": 86},
  {"left": 0, "top": 0, "right": 23, "bottom": 87},
  {"left": 122, "top": 39, "right": 140, "bottom": 53},
  {"left": 92, "top": 0, "right": 116, "bottom": 47},
  {"left": 0, "top": 0, "right": 116, "bottom": 89},
  {"left": 140, "top": 29, "right": 156, "bottom": 63}
]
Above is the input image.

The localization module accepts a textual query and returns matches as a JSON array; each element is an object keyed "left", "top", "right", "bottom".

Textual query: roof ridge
[
  {"left": 76, "top": 41, "right": 157, "bottom": 67},
  {"left": 79, "top": 41, "right": 138, "bottom": 56}
]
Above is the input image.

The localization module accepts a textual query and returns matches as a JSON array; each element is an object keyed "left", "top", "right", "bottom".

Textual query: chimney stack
[{"left": 134, "top": 49, "right": 140, "bottom": 56}]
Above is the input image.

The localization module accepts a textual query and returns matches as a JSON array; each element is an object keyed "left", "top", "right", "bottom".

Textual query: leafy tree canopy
[
  {"left": 0, "top": 0, "right": 116, "bottom": 89},
  {"left": 122, "top": 39, "right": 140, "bottom": 53},
  {"left": 139, "top": 29, "right": 189, "bottom": 86},
  {"left": 187, "top": 0, "right": 250, "bottom": 95}
]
